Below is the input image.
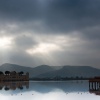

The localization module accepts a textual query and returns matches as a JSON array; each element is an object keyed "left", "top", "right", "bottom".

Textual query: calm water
[{"left": 0, "top": 80, "right": 100, "bottom": 100}]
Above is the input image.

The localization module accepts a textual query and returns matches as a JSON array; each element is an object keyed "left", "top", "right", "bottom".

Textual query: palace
[
  {"left": 89, "top": 77, "right": 100, "bottom": 95},
  {"left": 0, "top": 71, "right": 29, "bottom": 81}
]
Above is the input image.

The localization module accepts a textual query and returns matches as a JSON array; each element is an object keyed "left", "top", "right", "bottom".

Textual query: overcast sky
[{"left": 0, "top": 0, "right": 100, "bottom": 68}]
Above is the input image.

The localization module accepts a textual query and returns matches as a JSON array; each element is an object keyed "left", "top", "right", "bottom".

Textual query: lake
[{"left": 0, "top": 80, "right": 100, "bottom": 100}]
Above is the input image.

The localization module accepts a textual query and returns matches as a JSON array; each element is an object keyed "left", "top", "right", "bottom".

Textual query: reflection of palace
[
  {"left": 0, "top": 71, "right": 29, "bottom": 81},
  {"left": 0, "top": 81, "right": 29, "bottom": 90},
  {"left": 89, "top": 77, "right": 100, "bottom": 95}
]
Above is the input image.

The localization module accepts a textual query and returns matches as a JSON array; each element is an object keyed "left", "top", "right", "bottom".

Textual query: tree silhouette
[
  {"left": 0, "top": 71, "right": 3, "bottom": 75},
  {"left": 19, "top": 71, "right": 24, "bottom": 76},
  {"left": 5, "top": 71, "right": 10, "bottom": 75}
]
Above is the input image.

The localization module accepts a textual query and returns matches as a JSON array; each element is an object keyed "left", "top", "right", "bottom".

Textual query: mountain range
[{"left": 0, "top": 63, "right": 100, "bottom": 78}]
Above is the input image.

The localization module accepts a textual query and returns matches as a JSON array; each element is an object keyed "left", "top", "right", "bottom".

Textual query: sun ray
[
  {"left": 0, "top": 37, "right": 12, "bottom": 48},
  {"left": 26, "top": 43, "right": 62, "bottom": 54}
]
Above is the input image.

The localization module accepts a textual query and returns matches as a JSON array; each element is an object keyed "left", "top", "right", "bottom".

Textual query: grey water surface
[{"left": 0, "top": 80, "right": 100, "bottom": 100}]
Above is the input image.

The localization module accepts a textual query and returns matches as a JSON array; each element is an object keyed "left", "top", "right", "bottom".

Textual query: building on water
[
  {"left": 0, "top": 71, "right": 29, "bottom": 81},
  {"left": 89, "top": 77, "right": 100, "bottom": 95}
]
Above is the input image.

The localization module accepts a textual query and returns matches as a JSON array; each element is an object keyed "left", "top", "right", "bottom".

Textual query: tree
[
  {"left": 18, "top": 71, "right": 24, "bottom": 76},
  {"left": 5, "top": 71, "right": 10, "bottom": 75},
  {"left": 0, "top": 71, "right": 3, "bottom": 75}
]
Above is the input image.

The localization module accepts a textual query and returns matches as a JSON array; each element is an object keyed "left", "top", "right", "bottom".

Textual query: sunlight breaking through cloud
[
  {"left": 0, "top": 37, "right": 13, "bottom": 49},
  {"left": 26, "top": 43, "right": 62, "bottom": 54},
  {"left": 0, "top": 0, "right": 100, "bottom": 68}
]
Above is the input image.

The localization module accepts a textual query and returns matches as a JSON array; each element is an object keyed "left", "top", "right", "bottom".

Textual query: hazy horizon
[{"left": 0, "top": 63, "right": 99, "bottom": 70}]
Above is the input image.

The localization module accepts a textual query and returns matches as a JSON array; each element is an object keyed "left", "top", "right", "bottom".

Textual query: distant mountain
[
  {"left": 37, "top": 65, "right": 100, "bottom": 78},
  {"left": 0, "top": 63, "right": 55, "bottom": 78},
  {"left": 0, "top": 63, "right": 100, "bottom": 78}
]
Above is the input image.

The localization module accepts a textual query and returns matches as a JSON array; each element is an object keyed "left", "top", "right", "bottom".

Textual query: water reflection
[
  {"left": 0, "top": 81, "right": 29, "bottom": 91},
  {"left": 0, "top": 80, "right": 100, "bottom": 100},
  {"left": 0, "top": 80, "right": 89, "bottom": 93}
]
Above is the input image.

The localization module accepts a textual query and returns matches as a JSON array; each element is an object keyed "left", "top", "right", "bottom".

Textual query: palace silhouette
[
  {"left": 0, "top": 71, "right": 29, "bottom": 81},
  {"left": 89, "top": 77, "right": 100, "bottom": 95}
]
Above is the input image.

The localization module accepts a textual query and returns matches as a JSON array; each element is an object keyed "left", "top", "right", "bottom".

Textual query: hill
[
  {"left": 0, "top": 63, "right": 54, "bottom": 78},
  {"left": 0, "top": 63, "right": 100, "bottom": 78},
  {"left": 37, "top": 65, "right": 100, "bottom": 78}
]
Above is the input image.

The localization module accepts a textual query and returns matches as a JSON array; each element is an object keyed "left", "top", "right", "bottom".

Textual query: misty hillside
[
  {"left": 0, "top": 63, "right": 100, "bottom": 78},
  {"left": 0, "top": 63, "right": 55, "bottom": 78},
  {"left": 37, "top": 65, "right": 100, "bottom": 78}
]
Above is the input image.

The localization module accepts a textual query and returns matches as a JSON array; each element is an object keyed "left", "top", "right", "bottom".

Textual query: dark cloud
[
  {"left": 0, "top": 0, "right": 100, "bottom": 68},
  {"left": 0, "top": 0, "right": 39, "bottom": 21},
  {"left": 0, "top": 0, "right": 100, "bottom": 33},
  {"left": 14, "top": 35, "right": 38, "bottom": 49},
  {"left": 81, "top": 26, "right": 100, "bottom": 40}
]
